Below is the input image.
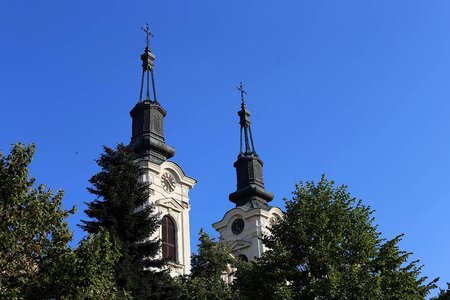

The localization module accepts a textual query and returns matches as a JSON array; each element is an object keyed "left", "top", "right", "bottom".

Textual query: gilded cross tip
[
  {"left": 141, "top": 23, "right": 154, "bottom": 49},
  {"left": 237, "top": 82, "right": 247, "bottom": 106}
]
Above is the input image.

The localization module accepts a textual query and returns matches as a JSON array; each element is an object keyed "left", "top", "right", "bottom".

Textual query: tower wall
[
  {"left": 129, "top": 43, "right": 196, "bottom": 276},
  {"left": 212, "top": 206, "right": 283, "bottom": 260},
  {"left": 138, "top": 159, "right": 196, "bottom": 276}
]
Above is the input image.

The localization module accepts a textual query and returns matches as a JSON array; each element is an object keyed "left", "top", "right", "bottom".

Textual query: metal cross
[
  {"left": 237, "top": 82, "right": 247, "bottom": 104},
  {"left": 141, "top": 23, "right": 154, "bottom": 48}
]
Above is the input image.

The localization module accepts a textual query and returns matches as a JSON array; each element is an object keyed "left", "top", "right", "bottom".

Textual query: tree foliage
[
  {"left": 178, "top": 229, "right": 233, "bottom": 300},
  {"left": 235, "top": 175, "right": 438, "bottom": 300},
  {"left": 29, "top": 229, "right": 126, "bottom": 299},
  {"left": 191, "top": 229, "right": 232, "bottom": 281},
  {"left": 81, "top": 144, "right": 176, "bottom": 299},
  {"left": 432, "top": 283, "right": 450, "bottom": 300},
  {"left": 0, "top": 143, "right": 74, "bottom": 298},
  {"left": 0, "top": 143, "right": 122, "bottom": 299}
]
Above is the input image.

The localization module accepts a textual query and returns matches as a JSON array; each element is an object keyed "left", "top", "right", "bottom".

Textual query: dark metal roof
[
  {"left": 229, "top": 83, "right": 274, "bottom": 209},
  {"left": 129, "top": 41, "right": 175, "bottom": 164}
]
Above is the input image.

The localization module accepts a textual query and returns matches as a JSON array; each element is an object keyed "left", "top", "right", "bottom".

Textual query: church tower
[
  {"left": 129, "top": 27, "right": 196, "bottom": 276},
  {"left": 213, "top": 83, "right": 282, "bottom": 262}
]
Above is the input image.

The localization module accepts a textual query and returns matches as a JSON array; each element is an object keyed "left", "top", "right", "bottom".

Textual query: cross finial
[
  {"left": 141, "top": 23, "right": 154, "bottom": 49},
  {"left": 237, "top": 82, "right": 247, "bottom": 105}
]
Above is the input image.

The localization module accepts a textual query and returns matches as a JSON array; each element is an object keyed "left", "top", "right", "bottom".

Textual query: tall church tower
[
  {"left": 129, "top": 29, "right": 196, "bottom": 276},
  {"left": 213, "top": 83, "right": 282, "bottom": 262}
]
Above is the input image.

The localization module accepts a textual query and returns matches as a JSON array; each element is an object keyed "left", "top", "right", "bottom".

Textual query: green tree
[
  {"left": 0, "top": 143, "right": 122, "bottom": 299},
  {"left": 178, "top": 229, "right": 233, "bottom": 300},
  {"left": 432, "top": 283, "right": 450, "bottom": 300},
  {"left": 81, "top": 144, "right": 176, "bottom": 299},
  {"left": 29, "top": 229, "right": 127, "bottom": 299},
  {"left": 0, "top": 143, "right": 74, "bottom": 298},
  {"left": 235, "top": 175, "right": 438, "bottom": 300}
]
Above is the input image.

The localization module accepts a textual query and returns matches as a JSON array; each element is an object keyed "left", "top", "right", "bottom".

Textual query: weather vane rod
[{"left": 141, "top": 23, "right": 154, "bottom": 49}]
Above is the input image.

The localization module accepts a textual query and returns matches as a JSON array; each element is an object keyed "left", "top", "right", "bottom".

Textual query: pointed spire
[
  {"left": 229, "top": 83, "right": 273, "bottom": 208},
  {"left": 237, "top": 82, "right": 257, "bottom": 157},
  {"left": 130, "top": 26, "right": 175, "bottom": 164},
  {"left": 139, "top": 23, "right": 159, "bottom": 104}
]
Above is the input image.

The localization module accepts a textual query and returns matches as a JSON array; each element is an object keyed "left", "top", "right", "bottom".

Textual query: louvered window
[{"left": 162, "top": 216, "right": 176, "bottom": 262}]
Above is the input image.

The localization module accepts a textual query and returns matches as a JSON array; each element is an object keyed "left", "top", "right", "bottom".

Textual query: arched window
[
  {"left": 161, "top": 215, "right": 176, "bottom": 262},
  {"left": 238, "top": 254, "right": 248, "bottom": 262}
]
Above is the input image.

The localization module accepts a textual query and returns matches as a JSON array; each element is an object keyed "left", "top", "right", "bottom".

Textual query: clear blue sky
[{"left": 1, "top": 0, "right": 449, "bottom": 296}]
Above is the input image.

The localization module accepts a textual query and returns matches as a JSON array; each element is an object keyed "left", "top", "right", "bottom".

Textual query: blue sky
[{"left": 1, "top": 0, "right": 449, "bottom": 295}]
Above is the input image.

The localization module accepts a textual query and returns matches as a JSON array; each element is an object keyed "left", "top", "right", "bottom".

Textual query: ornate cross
[
  {"left": 141, "top": 23, "right": 154, "bottom": 48},
  {"left": 237, "top": 82, "right": 247, "bottom": 104}
]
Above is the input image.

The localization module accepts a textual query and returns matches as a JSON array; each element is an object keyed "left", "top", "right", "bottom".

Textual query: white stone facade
[
  {"left": 138, "top": 158, "right": 196, "bottom": 276},
  {"left": 213, "top": 206, "right": 283, "bottom": 261}
]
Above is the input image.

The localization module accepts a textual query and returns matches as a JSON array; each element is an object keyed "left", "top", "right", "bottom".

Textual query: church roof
[
  {"left": 129, "top": 26, "right": 175, "bottom": 164},
  {"left": 229, "top": 83, "right": 274, "bottom": 208}
]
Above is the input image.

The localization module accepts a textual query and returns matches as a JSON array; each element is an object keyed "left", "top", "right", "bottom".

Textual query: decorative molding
[
  {"left": 228, "top": 240, "right": 252, "bottom": 252},
  {"left": 156, "top": 197, "right": 183, "bottom": 213}
]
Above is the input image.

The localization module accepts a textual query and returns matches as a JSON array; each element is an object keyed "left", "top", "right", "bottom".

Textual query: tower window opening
[
  {"left": 162, "top": 215, "right": 176, "bottom": 262},
  {"left": 238, "top": 254, "right": 248, "bottom": 262}
]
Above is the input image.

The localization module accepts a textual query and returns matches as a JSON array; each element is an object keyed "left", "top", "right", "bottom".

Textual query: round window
[{"left": 231, "top": 218, "right": 245, "bottom": 235}]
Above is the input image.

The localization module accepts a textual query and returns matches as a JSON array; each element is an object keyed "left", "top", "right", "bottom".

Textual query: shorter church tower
[
  {"left": 129, "top": 27, "right": 196, "bottom": 276},
  {"left": 213, "top": 83, "right": 282, "bottom": 262}
]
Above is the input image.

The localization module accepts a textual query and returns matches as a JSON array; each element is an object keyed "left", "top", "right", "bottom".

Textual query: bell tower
[
  {"left": 213, "top": 83, "right": 282, "bottom": 262},
  {"left": 130, "top": 25, "right": 196, "bottom": 276}
]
